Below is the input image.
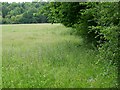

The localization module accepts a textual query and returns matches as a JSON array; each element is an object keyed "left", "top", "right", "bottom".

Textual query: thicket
[
  {"left": 43, "top": 2, "right": 120, "bottom": 87},
  {"left": 1, "top": 2, "right": 48, "bottom": 24}
]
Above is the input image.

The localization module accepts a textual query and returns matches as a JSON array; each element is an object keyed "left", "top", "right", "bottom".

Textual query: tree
[{"left": 2, "top": 2, "right": 48, "bottom": 24}]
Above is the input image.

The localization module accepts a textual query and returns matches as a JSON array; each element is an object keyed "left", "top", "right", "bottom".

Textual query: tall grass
[
  {"left": 0, "top": 25, "right": 2, "bottom": 89},
  {"left": 2, "top": 24, "right": 117, "bottom": 88}
]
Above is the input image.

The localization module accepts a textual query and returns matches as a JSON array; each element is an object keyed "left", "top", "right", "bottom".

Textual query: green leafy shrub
[{"left": 44, "top": 2, "right": 120, "bottom": 71}]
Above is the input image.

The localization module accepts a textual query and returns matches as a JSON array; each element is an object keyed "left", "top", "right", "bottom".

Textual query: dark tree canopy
[{"left": 1, "top": 2, "right": 48, "bottom": 24}]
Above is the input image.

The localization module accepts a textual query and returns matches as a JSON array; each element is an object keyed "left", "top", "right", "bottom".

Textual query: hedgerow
[{"left": 43, "top": 2, "right": 120, "bottom": 86}]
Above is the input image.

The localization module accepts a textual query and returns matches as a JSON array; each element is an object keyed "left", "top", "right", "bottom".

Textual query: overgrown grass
[
  {"left": 2, "top": 24, "right": 117, "bottom": 88},
  {"left": 0, "top": 25, "right": 2, "bottom": 89}
]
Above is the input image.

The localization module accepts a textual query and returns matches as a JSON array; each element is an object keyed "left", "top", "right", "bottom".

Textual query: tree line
[{"left": 1, "top": 2, "right": 48, "bottom": 24}]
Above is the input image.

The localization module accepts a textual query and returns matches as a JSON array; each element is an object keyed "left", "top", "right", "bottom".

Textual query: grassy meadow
[{"left": 2, "top": 24, "right": 117, "bottom": 88}]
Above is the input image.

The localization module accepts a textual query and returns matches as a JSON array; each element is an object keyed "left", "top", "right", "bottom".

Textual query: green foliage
[
  {"left": 2, "top": 2, "right": 48, "bottom": 24},
  {"left": 44, "top": 2, "right": 101, "bottom": 45},
  {"left": 94, "top": 3, "right": 120, "bottom": 69}
]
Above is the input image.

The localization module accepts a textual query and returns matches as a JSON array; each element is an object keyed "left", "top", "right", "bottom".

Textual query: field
[{"left": 2, "top": 24, "right": 117, "bottom": 88}]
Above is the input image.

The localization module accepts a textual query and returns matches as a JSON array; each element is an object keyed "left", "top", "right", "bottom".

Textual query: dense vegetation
[
  {"left": 43, "top": 2, "right": 120, "bottom": 87},
  {"left": 1, "top": 2, "right": 48, "bottom": 24}
]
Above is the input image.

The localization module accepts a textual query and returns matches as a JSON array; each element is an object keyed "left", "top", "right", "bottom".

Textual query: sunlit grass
[{"left": 2, "top": 24, "right": 117, "bottom": 88}]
